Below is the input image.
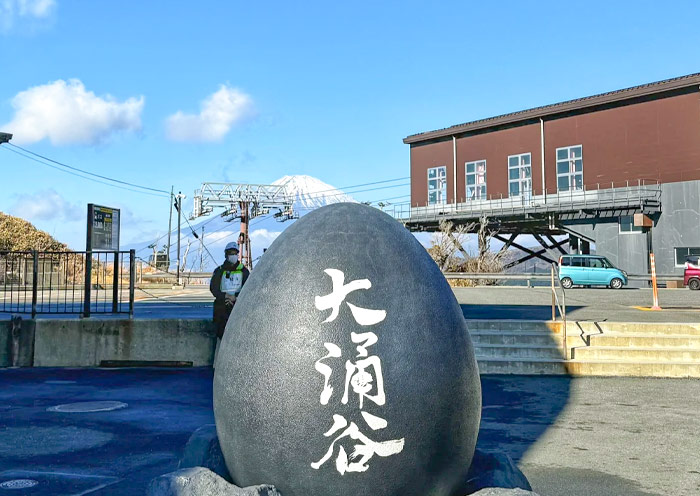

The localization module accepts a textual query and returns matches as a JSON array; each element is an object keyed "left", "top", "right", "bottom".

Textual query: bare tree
[
  {"left": 427, "top": 216, "right": 505, "bottom": 286},
  {"left": 427, "top": 220, "right": 473, "bottom": 271}
]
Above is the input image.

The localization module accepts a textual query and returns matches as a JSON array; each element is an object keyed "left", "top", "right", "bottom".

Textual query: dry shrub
[{"left": 427, "top": 217, "right": 505, "bottom": 287}]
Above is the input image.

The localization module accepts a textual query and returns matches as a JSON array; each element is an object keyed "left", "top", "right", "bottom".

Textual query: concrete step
[
  {"left": 466, "top": 320, "right": 562, "bottom": 333},
  {"left": 572, "top": 346, "right": 700, "bottom": 362},
  {"left": 474, "top": 344, "right": 565, "bottom": 359},
  {"left": 477, "top": 357, "right": 700, "bottom": 377},
  {"left": 470, "top": 331, "right": 563, "bottom": 347},
  {"left": 587, "top": 333, "right": 700, "bottom": 349},
  {"left": 575, "top": 321, "right": 700, "bottom": 336}
]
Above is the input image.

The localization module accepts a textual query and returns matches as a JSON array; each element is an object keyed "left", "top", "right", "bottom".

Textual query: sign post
[{"left": 84, "top": 204, "right": 121, "bottom": 317}]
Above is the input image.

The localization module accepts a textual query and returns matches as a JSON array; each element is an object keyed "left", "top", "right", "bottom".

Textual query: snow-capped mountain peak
[{"left": 272, "top": 174, "right": 356, "bottom": 210}]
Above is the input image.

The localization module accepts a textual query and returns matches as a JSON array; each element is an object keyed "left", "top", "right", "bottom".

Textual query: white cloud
[
  {"left": 1, "top": 0, "right": 56, "bottom": 33},
  {"left": 249, "top": 228, "right": 282, "bottom": 246},
  {"left": 165, "top": 85, "right": 254, "bottom": 142},
  {"left": 2, "top": 79, "right": 144, "bottom": 145},
  {"left": 9, "top": 188, "right": 82, "bottom": 222}
]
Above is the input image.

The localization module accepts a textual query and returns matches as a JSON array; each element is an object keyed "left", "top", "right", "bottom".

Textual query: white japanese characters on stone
[{"left": 311, "top": 268, "right": 404, "bottom": 475}]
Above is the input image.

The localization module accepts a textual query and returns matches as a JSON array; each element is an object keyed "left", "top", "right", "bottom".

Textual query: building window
[
  {"left": 465, "top": 160, "right": 487, "bottom": 201},
  {"left": 508, "top": 153, "right": 532, "bottom": 198},
  {"left": 675, "top": 247, "right": 700, "bottom": 266},
  {"left": 427, "top": 166, "right": 447, "bottom": 205},
  {"left": 556, "top": 145, "right": 583, "bottom": 192},
  {"left": 619, "top": 216, "right": 643, "bottom": 234}
]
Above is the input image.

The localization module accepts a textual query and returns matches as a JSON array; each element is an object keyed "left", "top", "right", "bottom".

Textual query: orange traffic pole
[{"left": 650, "top": 252, "right": 661, "bottom": 310}]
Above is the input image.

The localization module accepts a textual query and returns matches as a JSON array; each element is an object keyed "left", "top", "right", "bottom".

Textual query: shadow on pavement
[{"left": 460, "top": 304, "right": 585, "bottom": 321}]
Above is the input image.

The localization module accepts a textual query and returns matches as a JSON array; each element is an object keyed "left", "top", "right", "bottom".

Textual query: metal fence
[{"left": 0, "top": 250, "right": 135, "bottom": 318}]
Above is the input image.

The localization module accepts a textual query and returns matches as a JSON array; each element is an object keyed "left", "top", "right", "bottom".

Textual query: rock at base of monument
[
  {"left": 463, "top": 450, "right": 533, "bottom": 494},
  {"left": 471, "top": 489, "right": 540, "bottom": 496},
  {"left": 178, "top": 425, "right": 231, "bottom": 482},
  {"left": 147, "top": 467, "right": 281, "bottom": 496}
]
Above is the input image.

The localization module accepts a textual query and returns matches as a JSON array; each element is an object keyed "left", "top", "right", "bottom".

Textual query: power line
[
  {"left": 1, "top": 146, "right": 170, "bottom": 198},
  {"left": 7, "top": 142, "right": 170, "bottom": 195},
  {"left": 281, "top": 176, "right": 409, "bottom": 198},
  {"left": 292, "top": 182, "right": 410, "bottom": 205},
  {"left": 142, "top": 178, "right": 410, "bottom": 253},
  {"left": 370, "top": 194, "right": 411, "bottom": 203}
]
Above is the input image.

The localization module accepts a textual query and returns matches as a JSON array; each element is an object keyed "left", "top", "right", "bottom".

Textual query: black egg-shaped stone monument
[{"left": 213, "top": 202, "right": 481, "bottom": 496}]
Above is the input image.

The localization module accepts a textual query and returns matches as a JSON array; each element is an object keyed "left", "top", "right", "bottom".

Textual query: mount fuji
[{"left": 135, "top": 175, "right": 359, "bottom": 271}]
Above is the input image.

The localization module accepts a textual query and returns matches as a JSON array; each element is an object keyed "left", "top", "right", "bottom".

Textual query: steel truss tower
[{"left": 192, "top": 182, "right": 295, "bottom": 268}]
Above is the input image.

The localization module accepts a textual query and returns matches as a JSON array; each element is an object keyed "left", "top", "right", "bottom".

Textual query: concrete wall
[
  {"left": 0, "top": 318, "right": 35, "bottom": 367},
  {"left": 28, "top": 319, "right": 216, "bottom": 367},
  {"left": 652, "top": 180, "right": 700, "bottom": 274}
]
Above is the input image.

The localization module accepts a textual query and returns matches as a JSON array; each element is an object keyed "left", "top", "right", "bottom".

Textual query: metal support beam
[
  {"left": 494, "top": 233, "right": 558, "bottom": 268},
  {"left": 509, "top": 239, "right": 568, "bottom": 269},
  {"left": 546, "top": 234, "right": 567, "bottom": 255},
  {"left": 557, "top": 224, "right": 596, "bottom": 244},
  {"left": 532, "top": 233, "right": 562, "bottom": 262},
  {"left": 497, "top": 234, "right": 516, "bottom": 255}
]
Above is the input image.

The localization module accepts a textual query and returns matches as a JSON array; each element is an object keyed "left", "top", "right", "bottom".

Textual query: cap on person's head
[{"left": 224, "top": 241, "right": 239, "bottom": 253}]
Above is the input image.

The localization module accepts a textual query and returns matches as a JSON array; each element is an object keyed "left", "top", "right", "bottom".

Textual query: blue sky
[{"left": 1, "top": 0, "right": 700, "bottom": 250}]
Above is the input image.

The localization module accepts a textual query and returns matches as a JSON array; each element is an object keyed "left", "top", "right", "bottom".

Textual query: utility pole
[
  {"left": 166, "top": 186, "right": 174, "bottom": 270},
  {"left": 238, "top": 201, "right": 252, "bottom": 268},
  {"left": 199, "top": 226, "right": 205, "bottom": 272},
  {"left": 175, "top": 192, "right": 185, "bottom": 286}
]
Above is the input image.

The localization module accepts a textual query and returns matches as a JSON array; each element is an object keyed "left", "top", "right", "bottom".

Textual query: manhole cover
[
  {"left": 47, "top": 401, "right": 128, "bottom": 413},
  {"left": 0, "top": 479, "right": 39, "bottom": 489}
]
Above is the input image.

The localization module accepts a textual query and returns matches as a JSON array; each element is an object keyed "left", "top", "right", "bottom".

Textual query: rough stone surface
[
  {"left": 147, "top": 467, "right": 281, "bottom": 496},
  {"left": 470, "top": 489, "right": 540, "bottom": 496},
  {"left": 214, "top": 203, "right": 482, "bottom": 496},
  {"left": 179, "top": 424, "right": 231, "bottom": 481},
  {"left": 464, "top": 449, "right": 532, "bottom": 493}
]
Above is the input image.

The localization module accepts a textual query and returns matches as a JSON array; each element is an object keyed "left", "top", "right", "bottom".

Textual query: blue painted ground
[
  {"left": 0, "top": 368, "right": 215, "bottom": 495},
  {"left": 1, "top": 369, "right": 693, "bottom": 495}
]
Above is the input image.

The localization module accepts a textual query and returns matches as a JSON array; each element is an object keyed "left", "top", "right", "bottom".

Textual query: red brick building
[{"left": 401, "top": 73, "right": 700, "bottom": 275}]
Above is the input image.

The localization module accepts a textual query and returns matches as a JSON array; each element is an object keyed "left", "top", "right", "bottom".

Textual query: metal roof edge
[{"left": 403, "top": 73, "right": 700, "bottom": 144}]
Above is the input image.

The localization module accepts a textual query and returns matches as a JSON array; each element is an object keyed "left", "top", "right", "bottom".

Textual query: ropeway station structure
[{"left": 391, "top": 73, "right": 700, "bottom": 276}]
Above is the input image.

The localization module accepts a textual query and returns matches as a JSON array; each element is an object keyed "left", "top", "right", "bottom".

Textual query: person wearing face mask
[{"left": 210, "top": 241, "right": 250, "bottom": 349}]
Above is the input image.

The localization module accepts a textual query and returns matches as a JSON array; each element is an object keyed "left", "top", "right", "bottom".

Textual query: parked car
[
  {"left": 558, "top": 254, "right": 628, "bottom": 289},
  {"left": 684, "top": 255, "right": 700, "bottom": 290}
]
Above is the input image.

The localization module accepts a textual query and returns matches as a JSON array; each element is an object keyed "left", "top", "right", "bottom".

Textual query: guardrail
[
  {"left": 1, "top": 250, "right": 135, "bottom": 318},
  {"left": 444, "top": 272, "right": 681, "bottom": 284}
]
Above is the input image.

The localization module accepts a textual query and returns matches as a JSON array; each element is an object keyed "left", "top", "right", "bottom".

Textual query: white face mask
[{"left": 227, "top": 254, "right": 238, "bottom": 264}]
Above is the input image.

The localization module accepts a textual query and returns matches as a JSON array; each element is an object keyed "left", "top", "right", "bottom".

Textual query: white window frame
[
  {"left": 556, "top": 145, "right": 584, "bottom": 192},
  {"left": 675, "top": 247, "right": 700, "bottom": 267},
  {"left": 619, "top": 215, "right": 643, "bottom": 234},
  {"left": 465, "top": 160, "right": 487, "bottom": 201},
  {"left": 427, "top": 166, "right": 447, "bottom": 205},
  {"left": 507, "top": 153, "right": 532, "bottom": 198}
]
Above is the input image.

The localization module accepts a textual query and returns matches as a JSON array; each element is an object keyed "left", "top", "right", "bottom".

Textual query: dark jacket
[{"left": 210, "top": 260, "right": 250, "bottom": 301}]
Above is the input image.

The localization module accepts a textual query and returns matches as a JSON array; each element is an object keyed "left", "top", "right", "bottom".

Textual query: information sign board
[{"left": 86, "top": 204, "right": 120, "bottom": 251}]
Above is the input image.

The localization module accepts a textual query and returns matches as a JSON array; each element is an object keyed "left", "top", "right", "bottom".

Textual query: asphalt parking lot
[
  {"left": 454, "top": 285, "right": 700, "bottom": 322},
  {"left": 4, "top": 285, "right": 698, "bottom": 322},
  {"left": 1, "top": 368, "right": 698, "bottom": 496}
]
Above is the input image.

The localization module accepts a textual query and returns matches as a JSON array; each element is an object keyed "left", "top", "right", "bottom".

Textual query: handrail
[
  {"left": 386, "top": 180, "right": 662, "bottom": 222},
  {"left": 550, "top": 263, "right": 568, "bottom": 359}
]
